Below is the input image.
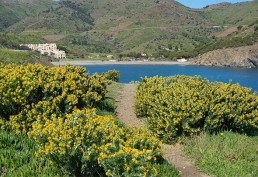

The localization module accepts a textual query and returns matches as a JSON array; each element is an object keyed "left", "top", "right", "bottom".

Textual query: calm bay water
[{"left": 83, "top": 64, "right": 258, "bottom": 93}]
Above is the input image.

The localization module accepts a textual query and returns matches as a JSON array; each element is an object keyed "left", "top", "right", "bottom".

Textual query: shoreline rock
[{"left": 190, "top": 43, "right": 258, "bottom": 68}]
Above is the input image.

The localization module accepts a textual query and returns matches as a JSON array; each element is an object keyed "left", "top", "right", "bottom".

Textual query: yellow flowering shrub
[
  {"left": 28, "top": 109, "right": 161, "bottom": 177},
  {"left": 98, "top": 69, "right": 119, "bottom": 82},
  {"left": 0, "top": 63, "right": 108, "bottom": 132},
  {"left": 0, "top": 63, "right": 161, "bottom": 176},
  {"left": 135, "top": 75, "right": 258, "bottom": 143}
]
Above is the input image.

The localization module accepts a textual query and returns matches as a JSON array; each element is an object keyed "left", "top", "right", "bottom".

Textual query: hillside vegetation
[
  {"left": 0, "top": 0, "right": 258, "bottom": 60},
  {"left": 201, "top": 1, "right": 258, "bottom": 26}
]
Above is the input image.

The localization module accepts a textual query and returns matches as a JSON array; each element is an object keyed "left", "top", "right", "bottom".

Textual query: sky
[{"left": 176, "top": 0, "right": 252, "bottom": 8}]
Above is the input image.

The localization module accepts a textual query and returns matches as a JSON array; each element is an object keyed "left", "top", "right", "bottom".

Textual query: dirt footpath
[{"left": 115, "top": 84, "right": 210, "bottom": 177}]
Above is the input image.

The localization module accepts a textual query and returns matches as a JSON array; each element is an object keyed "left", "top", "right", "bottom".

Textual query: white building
[
  {"left": 51, "top": 50, "right": 66, "bottom": 59},
  {"left": 20, "top": 43, "right": 66, "bottom": 59},
  {"left": 177, "top": 58, "right": 187, "bottom": 62}
]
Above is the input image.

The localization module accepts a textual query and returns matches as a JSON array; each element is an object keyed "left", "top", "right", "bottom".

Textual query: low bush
[
  {"left": 28, "top": 109, "right": 161, "bottom": 177},
  {"left": 99, "top": 70, "right": 119, "bottom": 82},
  {"left": 0, "top": 63, "right": 108, "bottom": 132},
  {"left": 0, "top": 63, "right": 164, "bottom": 176},
  {"left": 254, "top": 25, "right": 258, "bottom": 32},
  {"left": 135, "top": 75, "right": 258, "bottom": 143}
]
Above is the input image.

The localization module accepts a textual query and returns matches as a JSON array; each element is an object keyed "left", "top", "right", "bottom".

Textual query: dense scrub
[
  {"left": 135, "top": 75, "right": 258, "bottom": 143},
  {"left": 98, "top": 70, "right": 120, "bottom": 82},
  {"left": 0, "top": 64, "right": 108, "bottom": 132},
  {"left": 164, "top": 32, "right": 258, "bottom": 60},
  {"left": 28, "top": 109, "right": 161, "bottom": 176},
  {"left": 0, "top": 63, "right": 162, "bottom": 176}
]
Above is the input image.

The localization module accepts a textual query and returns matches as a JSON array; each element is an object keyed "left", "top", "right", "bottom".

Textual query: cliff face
[{"left": 191, "top": 43, "right": 258, "bottom": 68}]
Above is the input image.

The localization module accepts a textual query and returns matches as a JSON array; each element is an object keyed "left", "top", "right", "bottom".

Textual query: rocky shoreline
[{"left": 190, "top": 43, "right": 258, "bottom": 68}]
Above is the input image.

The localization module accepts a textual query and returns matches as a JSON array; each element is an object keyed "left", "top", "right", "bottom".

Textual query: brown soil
[
  {"left": 115, "top": 84, "right": 145, "bottom": 128},
  {"left": 216, "top": 26, "right": 237, "bottom": 37},
  {"left": 115, "top": 84, "right": 210, "bottom": 177}
]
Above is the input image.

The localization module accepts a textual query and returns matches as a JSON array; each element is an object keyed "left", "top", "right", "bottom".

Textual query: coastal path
[{"left": 114, "top": 83, "right": 210, "bottom": 177}]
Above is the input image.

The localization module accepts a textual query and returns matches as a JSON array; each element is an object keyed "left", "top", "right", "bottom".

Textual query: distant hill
[
  {"left": 2, "top": 0, "right": 93, "bottom": 33},
  {"left": 0, "top": 4, "right": 21, "bottom": 31},
  {"left": 73, "top": 0, "right": 216, "bottom": 54},
  {"left": 202, "top": 2, "right": 231, "bottom": 10},
  {"left": 0, "top": 0, "right": 258, "bottom": 60},
  {"left": 201, "top": 1, "right": 258, "bottom": 26}
]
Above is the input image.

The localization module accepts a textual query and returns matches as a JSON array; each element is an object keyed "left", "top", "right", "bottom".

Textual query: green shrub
[
  {"left": 97, "top": 98, "right": 115, "bottom": 114},
  {"left": 0, "top": 63, "right": 108, "bottom": 132},
  {"left": 135, "top": 75, "right": 258, "bottom": 143},
  {"left": 28, "top": 109, "right": 161, "bottom": 177},
  {"left": 0, "top": 63, "right": 165, "bottom": 177},
  {"left": 254, "top": 25, "right": 258, "bottom": 32},
  {"left": 100, "top": 70, "right": 120, "bottom": 82}
]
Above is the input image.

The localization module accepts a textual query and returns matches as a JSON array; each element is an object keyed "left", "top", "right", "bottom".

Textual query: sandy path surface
[
  {"left": 115, "top": 84, "right": 145, "bottom": 128},
  {"left": 115, "top": 84, "right": 210, "bottom": 177}
]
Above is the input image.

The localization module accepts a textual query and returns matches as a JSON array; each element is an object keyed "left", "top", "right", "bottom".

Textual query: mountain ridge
[{"left": 202, "top": 2, "right": 231, "bottom": 10}]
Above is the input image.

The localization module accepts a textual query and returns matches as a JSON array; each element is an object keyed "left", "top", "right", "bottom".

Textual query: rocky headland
[{"left": 191, "top": 43, "right": 258, "bottom": 68}]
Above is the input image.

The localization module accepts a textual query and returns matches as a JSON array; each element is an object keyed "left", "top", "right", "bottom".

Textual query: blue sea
[{"left": 83, "top": 64, "right": 258, "bottom": 93}]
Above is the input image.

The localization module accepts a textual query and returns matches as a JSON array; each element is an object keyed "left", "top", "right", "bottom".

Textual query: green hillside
[
  {"left": 201, "top": 1, "right": 258, "bottom": 26},
  {"left": 0, "top": 0, "right": 52, "bottom": 32},
  {"left": 0, "top": 5, "right": 20, "bottom": 31},
  {"left": 4, "top": 0, "right": 93, "bottom": 33},
  {"left": 0, "top": 0, "right": 258, "bottom": 60},
  {"left": 0, "top": 48, "right": 55, "bottom": 66},
  {"left": 56, "top": 0, "right": 220, "bottom": 56}
]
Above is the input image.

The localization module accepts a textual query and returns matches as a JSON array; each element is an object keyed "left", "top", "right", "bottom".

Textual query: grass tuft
[
  {"left": 152, "top": 160, "right": 180, "bottom": 177},
  {"left": 0, "top": 130, "right": 62, "bottom": 177},
  {"left": 182, "top": 131, "right": 258, "bottom": 177}
]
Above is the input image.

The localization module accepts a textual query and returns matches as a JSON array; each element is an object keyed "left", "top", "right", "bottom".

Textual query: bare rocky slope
[{"left": 191, "top": 43, "right": 258, "bottom": 68}]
